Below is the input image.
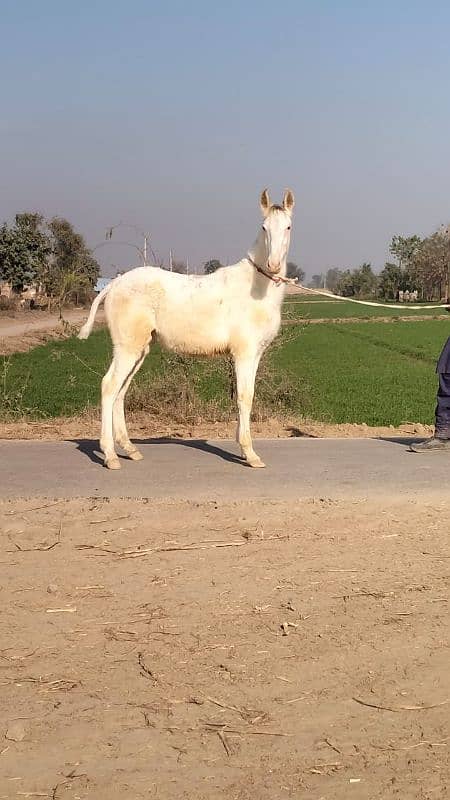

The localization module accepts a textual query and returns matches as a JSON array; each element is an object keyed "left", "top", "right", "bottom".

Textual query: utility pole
[
  {"left": 169, "top": 249, "right": 173, "bottom": 271},
  {"left": 143, "top": 234, "right": 148, "bottom": 266}
]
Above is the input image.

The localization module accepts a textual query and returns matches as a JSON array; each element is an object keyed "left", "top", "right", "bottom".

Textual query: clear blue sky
[{"left": 2, "top": 1, "right": 450, "bottom": 278}]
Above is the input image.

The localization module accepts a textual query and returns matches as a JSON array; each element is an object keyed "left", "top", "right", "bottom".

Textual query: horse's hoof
[
  {"left": 248, "top": 458, "right": 266, "bottom": 469},
  {"left": 105, "top": 457, "right": 121, "bottom": 470},
  {"left": 128, "top": 449, "right": 143, "bottom": 461}
]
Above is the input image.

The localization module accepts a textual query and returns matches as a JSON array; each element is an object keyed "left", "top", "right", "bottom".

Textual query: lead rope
[
  {"left": 247, "top": 256, "right": 299, "bottom": 286},
  {"left": 297, "top": 284, "right": 450, "bottom": 310}
]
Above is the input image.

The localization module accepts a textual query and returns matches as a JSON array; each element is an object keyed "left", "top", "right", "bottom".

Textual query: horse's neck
[{"left": 245, "top": 231, "right": 287, "bottom": 308}]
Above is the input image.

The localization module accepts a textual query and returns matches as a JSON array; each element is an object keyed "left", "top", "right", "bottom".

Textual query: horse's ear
[
  {"left": 260, "top": 188, "right": 271, "bottom": 218},
  {"left": 282, "top": 189, "right": 295, "bottom": 215}
]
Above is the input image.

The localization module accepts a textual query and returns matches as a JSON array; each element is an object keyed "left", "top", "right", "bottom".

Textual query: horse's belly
[{"left": 156, "top": 311, "right": 228, "bottom": 355}]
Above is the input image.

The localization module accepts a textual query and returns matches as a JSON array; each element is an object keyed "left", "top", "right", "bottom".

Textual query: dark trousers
[{"left": 435, "top": 336, "right": 450, "bottom": 438}]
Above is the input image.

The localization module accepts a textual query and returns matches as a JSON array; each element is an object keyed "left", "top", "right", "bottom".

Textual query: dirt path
[
  {"left": 0, "top": 412, "right": 433, "bottom": 443},
  {"left": 0, "top": 309, "right": 102, "bottom": 355},
  {"left": 0, "top": 309, "right": 89, "bottom": 338},
  {"left": 1, "top": 496, "right": 448, "bottom": 799},
  {"left": 283, "top": 314, "right": 450, "bottom": 325}
]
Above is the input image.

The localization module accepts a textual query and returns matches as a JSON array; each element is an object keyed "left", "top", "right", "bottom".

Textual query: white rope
[
  {"left": 297, "top": 285, "right": 450, "bottom": 310},
  {"left": 247, "top": 256, "right": 299, "bottom": 285}
]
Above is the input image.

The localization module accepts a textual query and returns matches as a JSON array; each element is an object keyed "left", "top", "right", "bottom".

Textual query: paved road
[{"left": 0, "top": 437, "right": 448, "bottom": 501}]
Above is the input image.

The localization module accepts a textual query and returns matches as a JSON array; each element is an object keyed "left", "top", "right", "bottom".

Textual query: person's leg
[
  {"left": 435, "top": 373, "right": 450, "bottom": 439},
  {"left": 410, "top": 336, "right": 450, "bottom": 452}
]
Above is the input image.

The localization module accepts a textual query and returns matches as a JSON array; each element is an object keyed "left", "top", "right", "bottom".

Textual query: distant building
[
  {"left": 0, "top": 281, "right": 12, "bottom": 297},
  {"left": 94, "top": 276, "right": 112, "bottom": 293}
]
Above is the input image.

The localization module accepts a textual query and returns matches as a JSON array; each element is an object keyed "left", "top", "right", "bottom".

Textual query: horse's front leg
[{"left": 234, "top": 354, "right": 265, "bottom": 468}]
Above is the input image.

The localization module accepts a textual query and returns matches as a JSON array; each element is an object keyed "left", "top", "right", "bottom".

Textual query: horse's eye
[
  {"left": 262, "top": 225, "right": 266, "bottom": 231},
  {"left": 287, "top": 226, "right": 291, "bottom": 231}
]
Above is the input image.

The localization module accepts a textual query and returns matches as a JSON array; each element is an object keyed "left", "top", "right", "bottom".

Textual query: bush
[
  {"left": 0, "top": 294, "right": 19, "bottom": 312},
  {"left": 125, "top": 350, "right": 305, "bottom": 424}
]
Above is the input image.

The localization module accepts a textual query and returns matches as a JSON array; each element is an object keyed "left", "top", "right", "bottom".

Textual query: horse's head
[{"left": 258, "top": 188, "right": 295, "bottom": 275}]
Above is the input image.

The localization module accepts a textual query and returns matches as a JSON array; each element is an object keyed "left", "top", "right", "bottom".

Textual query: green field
[
  {"left": 0, "top": 332, "right": 234, "bottom": 422},
  {"left": 1, "top": 313, "right": 448, "bottom": 426},
  {"left": 275, "top": 320, "right": 446, "bottom": 425},
  {"left": 283, "top": 293, "right": 450, "bottom": 320}
]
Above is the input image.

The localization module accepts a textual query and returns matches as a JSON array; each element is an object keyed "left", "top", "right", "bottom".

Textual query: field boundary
[{"left": 282, "top": 313, "right": 450, "bottom": 325}]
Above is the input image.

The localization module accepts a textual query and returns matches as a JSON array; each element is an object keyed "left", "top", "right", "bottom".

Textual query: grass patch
[
  {"left": 272, "top": 320, "right": 446, "bottom": 425},
  {"left": 127, "top": 352, "right": 305, "bottom": 424},
  {"left": 0, "top": 327, "right": 306, "bottom": 423},
  {"left": 0, "top": 317, "right": 447, "bottom": 427}
]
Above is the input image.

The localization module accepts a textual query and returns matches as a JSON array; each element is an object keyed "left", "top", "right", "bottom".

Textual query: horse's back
[
  {"left": 105, "top": 265, "right": 230, "bottom": 355},
  {"left": 104, "top": 260, "right": 278, "bottom": 357}
]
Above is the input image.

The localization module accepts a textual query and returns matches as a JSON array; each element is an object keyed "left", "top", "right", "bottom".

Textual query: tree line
[
  {"left": 0, "top": 211, "right": 307, "bottom": 307},
  {"left": 6, "top": 211, "right": 447, "bottom": 308},
  {"left": 203, "top": 259, "right": 305, "bottom": 282},
  {"left": 0, "top": 212, "right": 100, "bottom": 313},
  {"left": 309, "top": 229, "right": 450, "bottom": 302}
]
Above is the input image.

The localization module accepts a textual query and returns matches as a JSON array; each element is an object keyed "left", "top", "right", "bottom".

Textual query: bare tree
[{"left": 411, "top": 233, "right": 449, "bottom": 301}]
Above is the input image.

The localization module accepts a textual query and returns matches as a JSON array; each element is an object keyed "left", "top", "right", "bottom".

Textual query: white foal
[{"left": 79, "top": 188, "right": 295, "bottom": 469}]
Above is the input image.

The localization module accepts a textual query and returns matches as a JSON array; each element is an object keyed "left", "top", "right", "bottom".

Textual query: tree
[
  {"left": 411, "top": 233, "right": 449, "bottom": 301},
  {"left": 335, "top": 263, "right": 377, "bottom": 298},
  {"left": 354, "top": 263, "right": 377, "bottom": 297},
  {"left": 0, "top": 213, "right": 50, "bottom": 292},
  {"left": 42, "top": 217, "right": 100, "bottom": 316},
  {"left": 325, "top": 268, "right": 342, "bottom": 292},
  {"left": 378, "top": 262, "right": 404, "bottom": 300},
  {"left": 286, "top": 262, "right": 305, "bottom": 283},
  {"left": 0, "top": 212, "right": 99, "bottom": 311},
  {"left": 204, "top": 259, "right": 223, "bottom": 274},
  {"left": 389, "top": 235, "right": 422, "bottom": 270},
  {"left": 309, "top": 274, "right": 324, "bottom": 289},
  {"left": 437, "top": 225, "right": 450, "bottom": 302},
  {"left": 335, "top": 269, "right": 355, "bottom": 296}
]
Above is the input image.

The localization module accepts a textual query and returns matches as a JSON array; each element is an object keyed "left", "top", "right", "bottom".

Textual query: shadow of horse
[{"left": 72, "top": 437, "right": 245, "bottom": 467}]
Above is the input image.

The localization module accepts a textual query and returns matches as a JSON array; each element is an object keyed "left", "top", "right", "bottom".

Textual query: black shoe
[{"left": 409, "top": 437, "right": 450, "bottom": 453}]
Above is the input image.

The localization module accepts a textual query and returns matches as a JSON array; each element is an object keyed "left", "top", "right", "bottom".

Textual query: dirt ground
[
  {"left": 0, "top": 410, "right": 433, "bottom": 443},
  {"left": 2, "top": 298, "right": 448, "bottom": 797},
  {"left": 284, "top": 315, "right": 450, "bottom": 325},
  {"left": 1, "top": 496, "right": 449, "bottom": 799}
]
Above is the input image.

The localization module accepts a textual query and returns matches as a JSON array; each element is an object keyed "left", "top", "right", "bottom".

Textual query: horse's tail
[{"left": 78, "top": 282, "right": 113, "bottom": 340}]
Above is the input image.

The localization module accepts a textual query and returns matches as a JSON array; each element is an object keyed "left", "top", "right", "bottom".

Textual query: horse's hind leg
[
  {"left": 100, "top": 347, "right": 144, "bottom": 470},
  {"left": 113, "top": 344, "right": 149, "bottom": 460}
]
